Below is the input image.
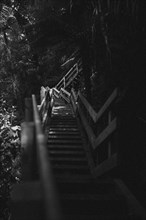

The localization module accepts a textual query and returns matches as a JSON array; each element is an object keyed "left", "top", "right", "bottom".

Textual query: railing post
[
  {"left": 40, "top": 86, "right": 47, "bottom": 103},
  {"left": 76, "top": 63, "right": 79, "bottom": 74},
  {"left": 63, "top": 77, "right": 65, "bottom": 88}
]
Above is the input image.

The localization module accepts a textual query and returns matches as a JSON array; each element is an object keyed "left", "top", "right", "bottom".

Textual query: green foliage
[
  {"left": 0, "top": 1, "right": 39, "bottom": 116},
  {"left": 0, "top": 98, "right": 21, "bottom": 220}
]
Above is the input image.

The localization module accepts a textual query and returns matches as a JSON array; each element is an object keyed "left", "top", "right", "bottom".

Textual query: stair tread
[
  {"left": 55, "top": 174, "right": 92, "bottom": 182},
  {"left": 48, "top": 145, "right": 84, "bottom": 150},
  {"left": 49, "top": 150, "right": 85, "bottom": 156},
  {"left": 52, "top": 164, "right": 88, "bottom": 169},
  {"left": 48, "top": 135, "right": 81, "bottom": 139},
  {"left": 51, "top": 118, "right": 76, "bottom": 121},
  {"left": 49, "top": 128, "right": 79, "bottom": 131},
  {"left": 53, "top": 165, "right": 90, "bottom": 174},
  {"left": 48, "top": 131, "right": 80, "bottom": 135},
  {"left": 51, "top": 120, "right": 76, "bottom": 122},
  {"left": 47, "top": 140, "right": 82, "bottom": 144},
  {"left": 51, "top": 120, "right": 77, "bottom": 123},
  {"left": 50, "top": 157, "right": 87, "bottom": 162},
  {"left": 50, "top": 126, "right": 78, "bottom": 129},
  {"left": 50, "top": 120, "right": 77, "bottom": 123}
]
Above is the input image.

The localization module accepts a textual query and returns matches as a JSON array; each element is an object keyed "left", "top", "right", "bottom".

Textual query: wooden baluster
[
  {"left": 76, "top": 63, "right": 79, "bottom": 74},
  {"left": 63, "top": 77, "right": 65, "bottom": 88}
]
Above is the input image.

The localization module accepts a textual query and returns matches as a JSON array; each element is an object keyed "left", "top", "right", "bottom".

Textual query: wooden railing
[
  {"left": 32, "top": 95, "right": 61, "bottom": 220},
  {"left": 59, "top": 88, "right": 71, "bottom": 103},
  {"left": 53, "top": 87, "right": 60, "bottom": 98},
  {"left": 52, "top": 80, "right": 119, "bottom": 176},
  {"left": 52, "top": 87, "right": 71, "bottom": 104},
  {"left": 14, "top": 56, "right": 145, "bottom": 219},
  {"left": 12, "top": 93, "right": 61, "bottom": 220},
  {"left": 39, "top": 87, "right": 53, "bottom": 126},
  {"left": 55, "top": 86, "right": 119, "bottom": 177},
  {"left": 70, "top": 88, "right": 78, "bottom": 112},
  {"left": 76, "top": 89, "right": 118, "bottom": 176},
  {"left": 55, "top": 58, "right": 82, "bottom": 91}
]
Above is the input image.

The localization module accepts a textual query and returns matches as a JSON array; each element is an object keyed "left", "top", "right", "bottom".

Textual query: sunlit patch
[{"left": 53, "top": 106, "right": 67, "bottom": 110}]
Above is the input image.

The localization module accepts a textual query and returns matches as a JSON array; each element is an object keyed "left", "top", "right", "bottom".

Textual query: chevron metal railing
[{"left": 55, "top": 58, "right": 82, "bottom": 91}]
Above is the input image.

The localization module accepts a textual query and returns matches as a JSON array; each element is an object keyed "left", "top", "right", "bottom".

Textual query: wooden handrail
[
  {"left": 32, "top": 95, "right": 61, "bottom": 220},
  {"left": 57, "top": 87, "right": 118, "bottom": 153},
  {"left": 53, "top": 87, "right": 60, "bottom": 98},
  {"left": 70, "top": 88, "right": 78, "bottom": 112},
  {"left": 95, "top": 88, "right": 118, "bottom": 122},
  {"left": 114, "top": 179, "right": 146, "bottom": 220},
  {"left": 78, "top": 88, "right": 118, "bottom": 123},
  {"left": 78, "top": 92, "right": 97, "bottom": 123},
  {"left": 55, "top": 58, "right": 82, "bottom": 91},
  {"left": 71, "top": 88, "right": 78, "bottom": 101},
  {"left": 51, "top": 57, "right": 118, "bottom": 177},
  {"left": 39, "top": 88, "right": 52, "bottom": 126},
  {"left": 94, "top": 118, "right": 117, "bottom": 149},
  {"left": 60, "top": 88, "right": 71, "bottom": 103},
  {"left": 69, "top": 88, "right": 119, "bottom": 176}
]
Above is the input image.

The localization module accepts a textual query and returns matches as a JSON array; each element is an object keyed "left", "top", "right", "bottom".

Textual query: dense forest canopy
[
  {"left": 0, "top": 0, "right": 145, "bottom": 126},
  {"left": 0, "top": 0, "right": 145, "bottom": 142}
]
